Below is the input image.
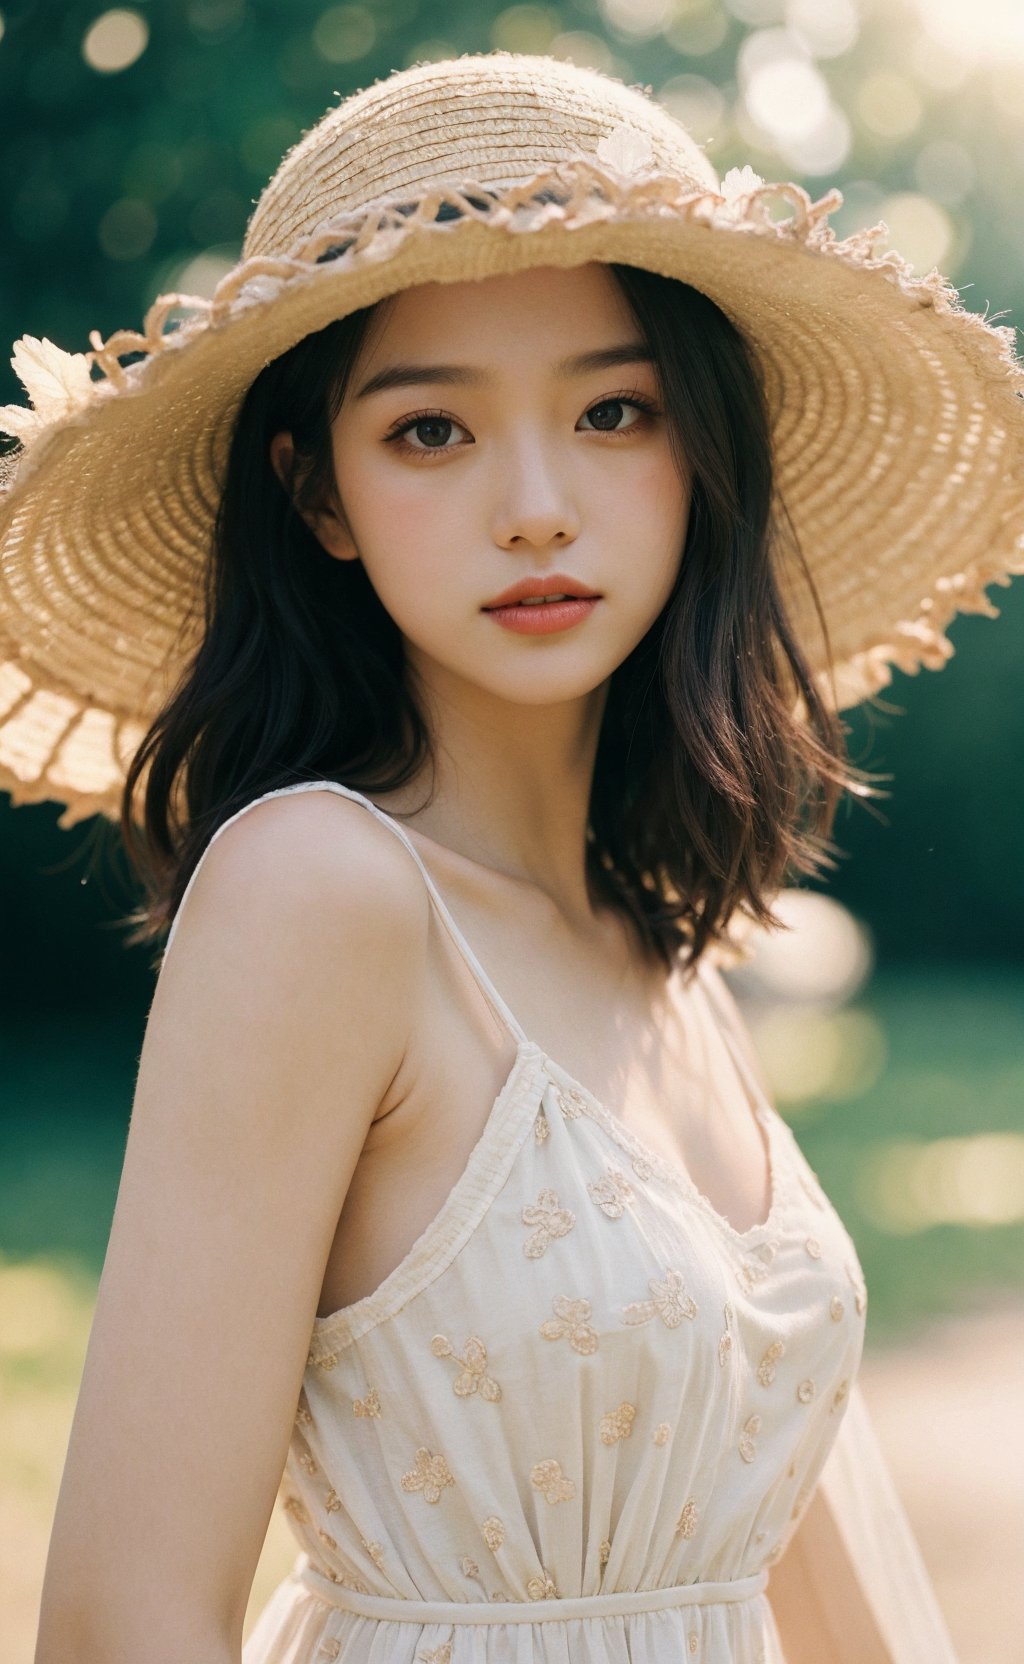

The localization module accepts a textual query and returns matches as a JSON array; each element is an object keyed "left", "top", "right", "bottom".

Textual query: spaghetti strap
[
  {"left": 162, "top": 779, "right": 530, "bottom": 1047},
  {"left": 696, "top": 956, "right": 774, "bottom": 1122}
]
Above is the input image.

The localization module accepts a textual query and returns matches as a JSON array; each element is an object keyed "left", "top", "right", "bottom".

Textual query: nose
[{"left": 490, "top": 430, "right": 581, "bottom": 550}]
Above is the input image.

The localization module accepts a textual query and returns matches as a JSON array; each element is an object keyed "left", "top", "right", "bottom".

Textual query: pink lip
[
  {"left": 482, "top": 573, "right": 601, "bottom": 609},
  {"left": 484, "top": 597, "right": 600, "bottom": 634}
]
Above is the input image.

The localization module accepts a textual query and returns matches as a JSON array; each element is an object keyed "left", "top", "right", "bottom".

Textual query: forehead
[{"left": 359, "top": 262, "right": 638, "bottom": 363}]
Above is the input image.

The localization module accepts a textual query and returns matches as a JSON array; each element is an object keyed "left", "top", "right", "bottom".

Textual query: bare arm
[
  {"left": 34, "top": 793, "right": 429, "bottom": 1663},
  {"left": 767, "top": 1377, "right": 960, "bottom": 1663}
]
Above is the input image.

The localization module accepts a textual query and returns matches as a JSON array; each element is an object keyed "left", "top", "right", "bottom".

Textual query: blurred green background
[{"left": 1, "top": 0, "right": 1022, "bottom": 1657}]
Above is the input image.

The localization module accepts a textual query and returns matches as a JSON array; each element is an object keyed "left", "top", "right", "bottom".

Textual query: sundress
[{"left": 163, "top": 779, "right": 960, "bottom": 1663}]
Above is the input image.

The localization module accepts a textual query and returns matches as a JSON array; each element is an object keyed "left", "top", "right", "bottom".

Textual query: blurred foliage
[{"left": 1, "top": 0, "right": 1023, "bottom": 1007}]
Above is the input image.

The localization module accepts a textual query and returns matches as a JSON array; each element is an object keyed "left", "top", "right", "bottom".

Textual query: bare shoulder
[
  {"left": 166, "top": 785, "right": 433, "bottom": 952},
  {"left": 154, "top": 784, "right": 435, "bottom": 1122}
]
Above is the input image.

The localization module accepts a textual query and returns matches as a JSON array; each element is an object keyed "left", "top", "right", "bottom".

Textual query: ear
[{"left": 268, "top": 430, "right": 359, "bottom": 562}]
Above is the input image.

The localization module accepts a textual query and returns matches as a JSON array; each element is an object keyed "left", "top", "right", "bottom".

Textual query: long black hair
[{"left": 119, "top": 257, "right": 882, "bottom": 973}]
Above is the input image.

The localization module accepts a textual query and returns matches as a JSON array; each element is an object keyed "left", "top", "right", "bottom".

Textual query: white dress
[{"left": 164, "top": 780, "right": 961, "bottom": 1663}]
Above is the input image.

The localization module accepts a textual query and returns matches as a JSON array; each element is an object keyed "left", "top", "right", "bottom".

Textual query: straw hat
[{"left": 2, "top": 50, "right": 1023, "bottom": 828}]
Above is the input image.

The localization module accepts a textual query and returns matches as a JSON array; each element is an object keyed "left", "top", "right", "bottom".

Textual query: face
[{"left": 276, "top": 262, "right": 691, "bottom": 712}]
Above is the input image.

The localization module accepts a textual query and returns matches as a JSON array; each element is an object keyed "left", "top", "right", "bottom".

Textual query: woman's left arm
[{"left": 766, "top": 1378, "right": 961, "bottom": 1664}]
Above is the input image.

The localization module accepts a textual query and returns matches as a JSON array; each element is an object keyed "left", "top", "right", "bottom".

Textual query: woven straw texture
[{"left": 1, "top": 51, "right": 1023, "bottom": 827}]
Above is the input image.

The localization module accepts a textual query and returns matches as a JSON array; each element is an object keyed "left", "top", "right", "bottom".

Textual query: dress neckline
[
  {"left": 311, "top": 1029, "right": 786, "bottom": 1343},
  {"left": 536, "top": 1045, "right": 784, "bottom": 1247},
  {"left": 348, "top": 786, "right": 782, "bottom": 1242}
]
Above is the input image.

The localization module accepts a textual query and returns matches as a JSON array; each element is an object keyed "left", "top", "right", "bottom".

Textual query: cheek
[
  {"left": 335, "top": 438, "right": 459, "bottom": 578},
  {"left": 334, "top": 450, "right": 470, "bottom": 641},
  {"left": 618, "top": 449, "right": 691, "bottom": 587}
]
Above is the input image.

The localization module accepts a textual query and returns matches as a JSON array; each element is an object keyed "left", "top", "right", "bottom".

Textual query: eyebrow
[{"left": 353, "top": 342, "right": 655, "bottom": 399}]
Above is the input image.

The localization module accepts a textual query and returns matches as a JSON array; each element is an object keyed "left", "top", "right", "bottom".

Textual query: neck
[{"left": 368, "top": 654, "right": 611, "bottom": 924}]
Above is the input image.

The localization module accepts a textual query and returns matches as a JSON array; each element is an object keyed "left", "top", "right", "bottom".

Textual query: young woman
[{"left": 5, "top": 49, "right": 1018, "bottom": 1664}]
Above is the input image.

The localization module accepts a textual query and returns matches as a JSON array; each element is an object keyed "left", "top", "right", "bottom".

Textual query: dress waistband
[{"left": 296, "top": 1554, "right": 769, "bottom": 1624}]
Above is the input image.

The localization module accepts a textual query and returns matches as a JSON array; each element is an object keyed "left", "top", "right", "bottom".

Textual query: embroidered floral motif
[
  {"left": 736, "top": 1261, "right": 767, "bottom": 1293},
  {"left": 719, "top": 1302, "right": 734, "bottom": 1367},
  {"left": 527, "top": 1569, "right": 559, "bottom": 1600},
  {"left": 555, "top": 1086, "right": 587, "bottom": 1119},
  {"left": 325, "top": 1487, "right": 342, "bottom": 1513},
  {"left": 653, "top": 1421, "right": 671, "bottom": 1446},
  {"left": 460, "top": 1556, "right": 480, "bottom": 1578},
  {"left": 430, "top": 1333, "right": 503, "bottom": 1401},
  {"left": 298, "top": 1450, "right": 317, "bottom": 1475},
  {"left": 735, "top": 1241, "right": 778, "bottom": 1293},
  {"left": 295, "top": 1390, "right": 314, "bottom": 1427},
  {"left": 481, "top": 1516, "right": 506, "bottom": 1551},
  {"left": 418, "top": 1640, "right": 454, "bottom": 1664},
  {"left": 830, "top": 1294, "right": 845, "bottom": 1321},
  {"left": 805, "top": 1236, "right": 823, "bottom": 1259},
  {"left": 534, "top": 1106, "right": 550, "bottom": 1143},
  {"left": 676, "top": 1497, "right": 699, "bottom": 1536},
  {"left": 791, "top": 1482, "right": 813, "bottom": 1519},
  {"left": 489, "top": 1589, "right": 508, "bottom": 1601},
  {"left": 623, "top": 1268, "right": 698, "bottom": 1327},
  {"left": 330, "top": 1566, "right": 370, "bottom": 1593},
  {"left": 757, "top": 1339, "right": 786, "bottom": 1386},
  {"left": 587, "top": 1165, "right": 635, "bottom": 1218},
  {"left": 797, "top": 1378, "right": 816, "bottom": 1404},
  {"left": 317, "top": 1642, "right": 341, "bottom": 1661},
  {"left": 401, "top": 1447, "right": 455, "bottom": 1504},
  {"left": 522, "top": 1187, "right": 576, "bottom": 1257},
  {"left": 352, "top": 1386, "right": 382, "bottom": 1418},
  {"left": 308, "top": 1347, "right": 338, "bottom": 1370},
  {"left": 739, "top": 1413, "right": 762, "bottom": 1462},
  {"left": 530, "top": 1458, "right": 577, "bottom": 1504},
  {"left": 689, "top": 1633, "right": 699, "bottom": 1655},
  {"left": 845, "top": 1259, "right": 868, "bottom": 1314},
  {"left": 282, "top": 1494, "right": 310, "bottom": 1523},
  {"left": 631, "top": 1153, "right": 655, "bottom": 1180},
  {"left": 360, "top": 1537, "right": 386, "bottom": 1568},
  {"left": 318, "top": 1528, "right": 337, "bottom": 1549},
  {"left": 599, "top": 1537, "right": 611, "bottom": 1566},
  {"left": 600, "top": 1401, "right": 636, "bottom": 1444},
  {"left": 831, "top": 1377, "right": 850, "bottom": 1413},
  {"left": 540, "top": 1293, "right": 599, "bottom": 1354}
]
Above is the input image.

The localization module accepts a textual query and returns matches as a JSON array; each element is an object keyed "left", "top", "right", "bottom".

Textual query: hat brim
[{"left": 2, "top": 158, "right": 1023, "bottom": 826}]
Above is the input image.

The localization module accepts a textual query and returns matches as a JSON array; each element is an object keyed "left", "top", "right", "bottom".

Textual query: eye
[
  {"left": 577, "top": 392, "right": 660, "bottom": 435},
  {"left": 383, "top": 410, "right": 470, "bottom": 457}
]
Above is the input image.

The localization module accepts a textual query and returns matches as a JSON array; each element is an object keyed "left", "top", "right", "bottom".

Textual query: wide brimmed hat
[{"left": 2, "top": 50, "right": 1023, "bottom": 828}]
